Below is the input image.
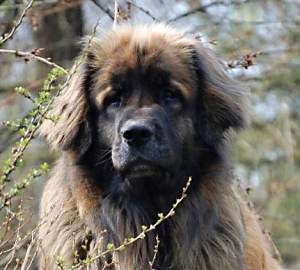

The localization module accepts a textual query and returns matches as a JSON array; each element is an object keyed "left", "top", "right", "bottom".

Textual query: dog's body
[{"left": 38, "top": 25, "right": 282, "bottom": 270}]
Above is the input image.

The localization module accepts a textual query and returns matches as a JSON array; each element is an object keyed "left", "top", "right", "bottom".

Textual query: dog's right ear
[
  {"left": 189, "top": 44, "right": 248, "bottom": 147},
  {"left": 39, "top": 53, "right": 96, "bottom": 152}
]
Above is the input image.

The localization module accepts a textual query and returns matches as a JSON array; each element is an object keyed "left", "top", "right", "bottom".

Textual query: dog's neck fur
[
  {"left": 100, "top": 187, "right": 246, "bottom": 270},
  {"left": 66, "top": 153, "right": 247, "bottom": 270}
]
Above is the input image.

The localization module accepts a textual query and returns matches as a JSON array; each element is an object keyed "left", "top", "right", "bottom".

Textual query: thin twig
[
  {"left": 113, "top": 0, "right": 118, "bottom": 29},
  {"left": 2, "top": 213, "right": 22, "bottom": 270},
  {"left": 149, "top": 235, "right": 160, "bottom": 270},
  {"left": 20, "top": 234, "right": 34, "bottom": 270},
  {"left": 0, "top": 48, "right": 67, "bottom": 73},
  {"left": 90, "top": 0, "right": 114, "bottom": 20},
  {"left": 168, "top": 0, "right": 252, "bottom": 23},
  {"left": 0, "top": 1, "right": 54, "bottom": 11},
  {"left": 25, "top": 244, "right": 39, "bottom": 270},
  {"left": 0, "top": 0, "right": 35, "bottom": 46},
  {"left": 127, "top": 1, "right": 157, "bottom": 21}
]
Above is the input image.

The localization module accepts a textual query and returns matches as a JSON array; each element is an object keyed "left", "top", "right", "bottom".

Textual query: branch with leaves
[
  {"left": 0, "top": 67, "right": 65, "bottom": 195},
  {"left": 70, "top": 177, "right": 192, "bottom": 269}
]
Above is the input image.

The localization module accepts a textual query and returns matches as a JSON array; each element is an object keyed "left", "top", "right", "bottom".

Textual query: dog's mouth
[{"left": 121, "top": 161, "right": 165, "bottom": 182}]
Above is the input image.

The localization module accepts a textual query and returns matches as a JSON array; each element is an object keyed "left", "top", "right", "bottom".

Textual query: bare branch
[
  {"left": 127, "top": 1, "right": 157, "bottom": 21},
  {"left": 0, "top": 0, "right": 35, "bottom": 46},
  {"left": 0, "top": 1, "right": 57, "bottom": 11},
  {"left": 113, "top": 0, "right": 118, "bottom": 29},
  {"left": 90, "top": 0, "right": 114, "bottom": 20},
  {"left": 19, "top": 235, "right": 34, "bottom": 270},
  {"left": 168, "top": 0, "right": 253, "bottom": 23},
  {"left": 0, "top": 48, "right": 67, "bottom": 73}
]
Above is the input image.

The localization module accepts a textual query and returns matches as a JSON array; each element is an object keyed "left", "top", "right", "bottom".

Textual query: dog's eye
[
  {"left": 163, "top": 90, "right": 181, "bottom": 104},
  {"left": 110, "top": 97, "right": 122, "bottom": 107},
  {"left": 104, "top": 94, "right": 122, "bottom": 108}
]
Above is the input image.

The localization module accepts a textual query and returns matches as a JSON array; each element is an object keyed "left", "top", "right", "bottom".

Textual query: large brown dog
[{"left": 38, "top": 24, "right": 282, "bottom": 270}]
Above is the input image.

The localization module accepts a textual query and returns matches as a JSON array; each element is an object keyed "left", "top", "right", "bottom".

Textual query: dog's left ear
[
  {"left": 39, "top": 52, "right": 96, "bottom": 156},
  {"left": 190, "top": 44, "right": 248, "bottom": 145}
]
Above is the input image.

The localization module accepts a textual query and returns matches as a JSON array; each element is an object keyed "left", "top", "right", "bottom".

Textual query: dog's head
[{"left": 40, "top": 25, "right": 246, "bottom": 194}]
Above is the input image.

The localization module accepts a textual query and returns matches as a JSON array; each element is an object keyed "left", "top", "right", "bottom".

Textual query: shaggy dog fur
[{"left": 38, "top": 24, "right": 282, "bottom": 270}]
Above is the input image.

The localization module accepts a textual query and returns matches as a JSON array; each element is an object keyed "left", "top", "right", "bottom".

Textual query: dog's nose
[{"left": 121, "top": 121, "right": 153, "bottom": 146}]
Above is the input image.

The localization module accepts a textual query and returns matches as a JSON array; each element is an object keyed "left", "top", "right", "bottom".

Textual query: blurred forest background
[{"left": 0, "top": 0, "right": 299, "bottom": 269}]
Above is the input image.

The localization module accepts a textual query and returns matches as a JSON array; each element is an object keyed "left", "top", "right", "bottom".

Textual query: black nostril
[{"left": 122, "top": 125, "right": 153, "bottom": 146}]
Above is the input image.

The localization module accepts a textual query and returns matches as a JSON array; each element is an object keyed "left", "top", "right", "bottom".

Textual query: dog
[{"left": 38, "top": 24, "right": 282, "bottom": 270}]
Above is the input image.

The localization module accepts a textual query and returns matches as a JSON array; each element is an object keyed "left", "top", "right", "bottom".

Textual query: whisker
[
  {"left": 96, "top": 156, "right": 112, "bottom": 166},
  {"left": 96, "top": 149, "right": 112, "bottom": 160}
]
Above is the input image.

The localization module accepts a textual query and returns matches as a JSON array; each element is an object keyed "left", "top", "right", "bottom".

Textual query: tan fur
[
  {"left": 243, "top": 203, "right": 282, "bottom": 270},
  {"left": 38, "top": 160, "right": 87, "bottom": 269},
  {"left": 38, "top": 24, "right": 282, "bottom": 270}
]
